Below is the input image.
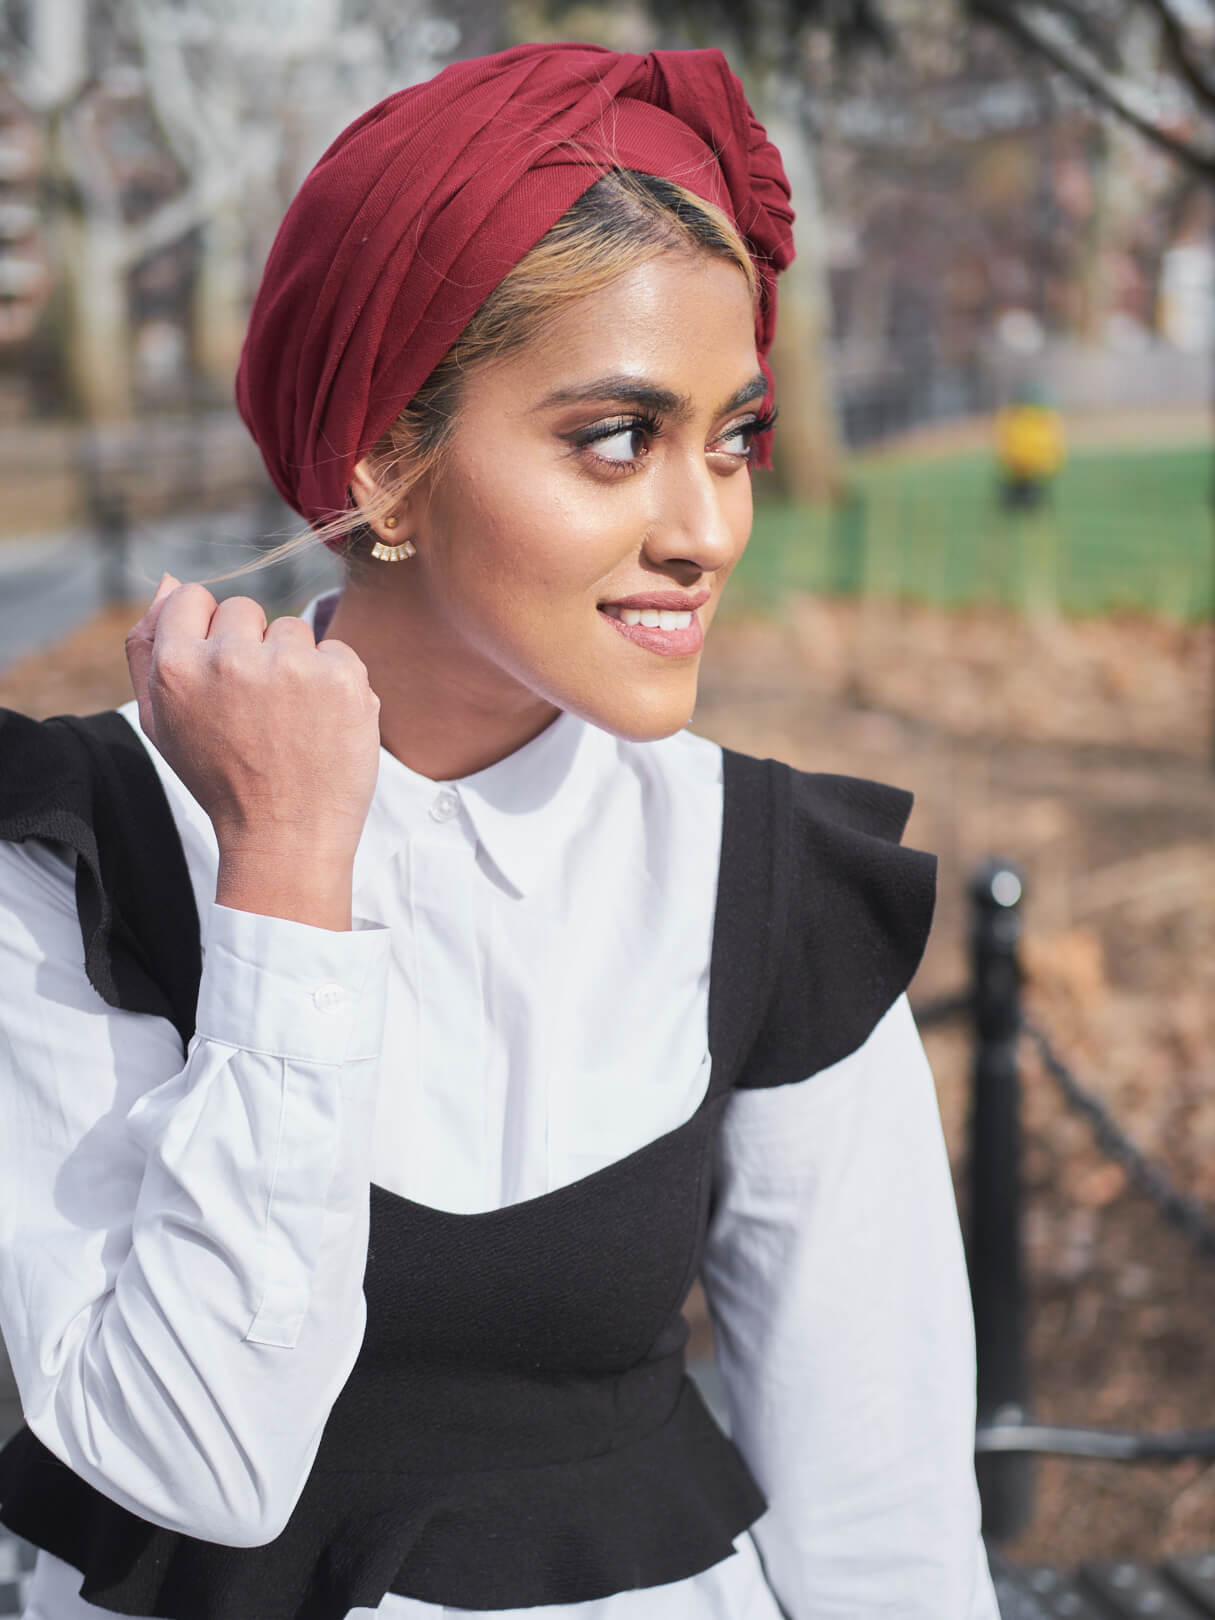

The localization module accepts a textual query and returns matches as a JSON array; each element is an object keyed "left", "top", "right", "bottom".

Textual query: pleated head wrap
[{"left": 235, "top": 42, "right": 795, "bottom": 531}]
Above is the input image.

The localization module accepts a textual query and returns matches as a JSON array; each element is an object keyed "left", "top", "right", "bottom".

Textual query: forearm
[
  {"left": 0, "top": 845, "right": 389, "bottom": 1545},
  {"left": 702, "top": 998, "right": 998, "bottom": 1619}
]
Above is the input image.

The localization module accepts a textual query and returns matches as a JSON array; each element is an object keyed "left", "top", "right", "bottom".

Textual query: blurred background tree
[
  {"left": 1, "top": 0, "right": 1210, "bottom": 550},
  {"left": 526, "top": 0, "right": 897, "bottom": 504},
  {"left": 640, "top": 0, "right": 894, "bottom": 506},
  {"left": 0, "top": 0, "right": 504, "bottom": 612},
  {"left": 1, "top": 0, "right": 1215, "bottom": 1585},
  {"left": 0, "top": 0, "right": 485, "bottom": 426},
  {"left": 971, "top": 0, "right": 1215, "bottom": 183}
]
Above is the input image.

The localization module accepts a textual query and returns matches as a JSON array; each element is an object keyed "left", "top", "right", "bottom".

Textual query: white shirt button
[
  {"left": 430, "top": 788, "right": 460, "bottom": 823},
  {"left": 312, "top": 982, "right": 346, "bottom": 1014}
]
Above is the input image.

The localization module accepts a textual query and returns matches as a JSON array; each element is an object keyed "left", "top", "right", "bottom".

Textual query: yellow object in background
[{"left": 995, "top": 404, "right": 1066, "bottom": 482}]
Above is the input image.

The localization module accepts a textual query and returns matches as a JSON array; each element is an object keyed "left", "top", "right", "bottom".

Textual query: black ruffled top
[{"left": 0, "top": 707, "right": 935, "bottom": 1619}]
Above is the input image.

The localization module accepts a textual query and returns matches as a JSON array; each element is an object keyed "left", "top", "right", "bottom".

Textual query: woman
[{"left": 0, "top": 42, "right": 999, "bottom": 1620}]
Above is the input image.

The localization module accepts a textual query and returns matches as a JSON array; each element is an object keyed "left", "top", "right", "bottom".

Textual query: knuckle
[
  {"left": 151, "top": 639, "right": 188, "bottom": 680},
  {"left": 335, "top": 654, "right": 370, "bottom": 690},
  {"left": 270, "top": 649, "right": 313, "bottom": 688},
  {"left": 212, "top": 639, "right": 260, "bottom": 677},
  {"left": 331, "top": 644, "right": 368, "bottom": 678},
  {"left": 177, "top": 582, "right": 216, "bottom": 609},
  {"left": 323, "top": 664, "right": 360, "bottom": 700}
]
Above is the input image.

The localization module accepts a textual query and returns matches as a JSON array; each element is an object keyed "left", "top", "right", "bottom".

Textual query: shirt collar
[
  {"left": 301, "top": 589, "right": 616, "bottom": 898},
  {"left": 455, "top": 705, "right": 611, "bottom": 895}
]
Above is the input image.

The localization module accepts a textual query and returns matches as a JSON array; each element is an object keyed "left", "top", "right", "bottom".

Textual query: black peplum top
[{"left": 0, "top": 707, "right": 936, "bottom": 1620}]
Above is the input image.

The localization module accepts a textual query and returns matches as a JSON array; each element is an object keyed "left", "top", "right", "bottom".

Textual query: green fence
[{"left": 734, "top": 442, "right": 1215, "bottom": 621}]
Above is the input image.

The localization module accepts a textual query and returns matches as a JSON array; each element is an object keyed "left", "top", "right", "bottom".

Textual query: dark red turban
[{"left": 235, "top": 42, "right": 795, "bottom": 530}]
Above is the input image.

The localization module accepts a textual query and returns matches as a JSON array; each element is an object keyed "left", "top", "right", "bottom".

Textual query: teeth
[{"left": 605, "top": 606, "right": 694, "bottom": 630}]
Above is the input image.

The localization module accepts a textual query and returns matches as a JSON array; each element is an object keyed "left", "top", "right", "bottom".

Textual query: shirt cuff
[{"left": 194, "top": 903, "right": 390, "bottom": 1064}]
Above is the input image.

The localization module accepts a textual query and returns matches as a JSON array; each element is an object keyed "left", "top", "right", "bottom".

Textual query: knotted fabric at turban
[{"left": 236, "top": 42, "right": 795, "bottom": 529}]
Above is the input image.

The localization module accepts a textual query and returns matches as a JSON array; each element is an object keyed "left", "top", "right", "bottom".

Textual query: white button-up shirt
[{"left": 0, "top": 591, "right": 997, "bottom": 1620}]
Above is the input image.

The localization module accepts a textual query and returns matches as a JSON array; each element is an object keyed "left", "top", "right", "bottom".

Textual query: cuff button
[{"left": 312, "top": 982, "right": 346, "bottom": 1014}]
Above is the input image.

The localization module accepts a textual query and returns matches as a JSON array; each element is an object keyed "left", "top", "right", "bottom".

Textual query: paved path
[
  {"left": 0, "top": 507, "right": 340, "bottom": 675},
  {"left": 0, "top": 1528, "right": 35, "bottom": 1619},
  {"left": 0, "top": 533, "right": 105, "bottom": 671}
]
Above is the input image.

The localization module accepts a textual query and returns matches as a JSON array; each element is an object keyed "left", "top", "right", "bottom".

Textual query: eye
[
  {"left": 566, "top": 412, "right": 663, "bottom": 473},
  {"left": 712, "top": 406, "right": 778, "bottom": 460},
  {"left": 595, "top": 425, "right": 648, "bottom": 463},
  {"left": 714, "top": 422, "right": 755, "bottom": 457}
]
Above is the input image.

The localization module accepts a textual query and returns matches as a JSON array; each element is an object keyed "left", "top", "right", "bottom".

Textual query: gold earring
[{"left": 370, "top": 536, "right": 417, "bottom": 562}]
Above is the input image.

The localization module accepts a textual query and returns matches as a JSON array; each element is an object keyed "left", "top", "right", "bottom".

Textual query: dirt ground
[
  {"left": 696, "top": 596, "right": 1215, "bottom": 1571},
  {"left": 3, "top": 592, "right": 1215, "bottom": 1571}
]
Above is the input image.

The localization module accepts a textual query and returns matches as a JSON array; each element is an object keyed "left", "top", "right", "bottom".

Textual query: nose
[{"left": 640, "top": 447, "right": 748, "bottom": 578}]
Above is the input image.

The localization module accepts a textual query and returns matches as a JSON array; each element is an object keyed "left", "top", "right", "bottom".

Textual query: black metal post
[
  {"left": 78, "top": 426, "right": 130, "bottom": 608},
  {"left": 1209, "top": 233, "right": 1215, "bottom": 772},
  {"left": 966, "top": 858, "right": 1032, "bottom": 1542},
  {"left": 96, "top": 486, "right": 130, "bottom": 606}
]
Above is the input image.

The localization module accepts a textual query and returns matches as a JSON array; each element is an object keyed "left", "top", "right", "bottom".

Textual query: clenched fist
[{"left": 126, "top": 576, "right": 381, "bottom": 930}]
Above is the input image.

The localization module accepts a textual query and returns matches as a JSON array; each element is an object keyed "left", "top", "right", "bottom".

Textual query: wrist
[{"left": 215, "top": 843, "right": 356, "bottom": 932}]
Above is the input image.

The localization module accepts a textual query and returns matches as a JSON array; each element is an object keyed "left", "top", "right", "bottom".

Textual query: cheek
[
  {"left": 426, "top": 462, "right": 543, "bottom": 600},
  {"left": 449, "top": 472, "right": 637, "bottom": 608},
  {"left": 702, "top": 468, "right": 754, "bottom": 585},
  {"left": 725, "top": 472, "right": 753, "bottom": 549}
]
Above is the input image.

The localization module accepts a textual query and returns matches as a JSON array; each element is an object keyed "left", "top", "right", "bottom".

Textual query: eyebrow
[{"left": 533, "top": 372, "right": 768, "bottom": 422}]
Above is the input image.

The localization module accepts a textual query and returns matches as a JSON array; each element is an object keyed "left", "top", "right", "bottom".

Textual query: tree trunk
[
  {"left": 63, "top": 209, "right": 133, "bottom": 422},
  {"left": 1074, "top": 120, "right": 1112, "bottom": 342},
  {"left": 194, "top": 198, "right": 249, "bottom": 401},
  {"left": 750, "top": 73, "right": 845, "bottom": 505},
  {"left": 23, "top": 0, "right": 88, "bottom": 110}
]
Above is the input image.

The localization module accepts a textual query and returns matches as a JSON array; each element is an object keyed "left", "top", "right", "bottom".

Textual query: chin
[{"left": 575, "top": 682, "right": 698, "bottom": 744}]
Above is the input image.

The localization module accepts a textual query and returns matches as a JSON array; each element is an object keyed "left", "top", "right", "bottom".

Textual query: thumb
[
  {"left": 125, "top": 573, "right": 180, "bottom": 733},
  {"left": 148, "top": 570, "right": 180, "bottom": 610}
]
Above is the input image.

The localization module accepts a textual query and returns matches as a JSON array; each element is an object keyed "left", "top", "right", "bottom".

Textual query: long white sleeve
[
  {"left": 0, "top": 836, "right": 389, "bottom": 1547},
  {"left": 700, "top": 995, "right": 1000, "bottom": 1620}
]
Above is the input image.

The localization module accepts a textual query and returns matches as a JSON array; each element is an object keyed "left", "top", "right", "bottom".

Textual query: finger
[
  {"left": 125, "top": 573, "right": 181, "bottom": 719},
  {"left": 146, "top": 570, "right": 180, "bottom": 619},
  {"left": 315, "top": 636, "right": 367, "bottom": 673},
  {"left": 207, "top": 594, "right": 268, "bottom": 644},
  {"left": 316, "top": 637, "right": 377, "bottom": 703},
  {"left": 127, "top": 571, "right": 180, "bottom": 645},
  {"left": 154, "top": 580, "right": 219, "bottom": 643},
  {"left": 263, "top": 614, "right": 316, "bottom": 647}
]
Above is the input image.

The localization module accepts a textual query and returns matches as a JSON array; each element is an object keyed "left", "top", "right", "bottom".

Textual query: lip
[
  {"left": 597, "top": 596, "right": 707, "bottom": 659},
  {"left": 599, "top": 588, "right": 712, "bottom": 611}
]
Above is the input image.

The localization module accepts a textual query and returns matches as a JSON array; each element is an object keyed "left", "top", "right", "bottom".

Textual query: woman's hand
[{"left": 125, "top": 576, "right": 381, "bottom": 930}]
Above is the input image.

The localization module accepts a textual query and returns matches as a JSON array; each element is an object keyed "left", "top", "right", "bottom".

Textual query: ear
[{"left": 350, "top": 456, "right": 411, "bottom": 542}]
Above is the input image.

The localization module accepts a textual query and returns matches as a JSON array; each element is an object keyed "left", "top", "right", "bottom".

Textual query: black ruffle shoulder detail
[
  {"left": 0, "top": 718, "right": 933, "bottom": 1618},
  {"left": 720, "top": 751, "right": 937, "bottom": 1089},
  {"left": 0, "top": 707, "right": 199, "bottom": 1047}
]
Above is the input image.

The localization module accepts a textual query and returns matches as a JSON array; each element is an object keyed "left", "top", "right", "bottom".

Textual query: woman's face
[{"left": 399, "top": 250, "right": 765, "bottom": 741}]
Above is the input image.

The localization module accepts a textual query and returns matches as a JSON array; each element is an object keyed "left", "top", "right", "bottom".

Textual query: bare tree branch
[
  {"left": 1138, "top": 0, "right": 1215, "bottom": 114},
  {"left": 1024, "top": 0, "right": 1126, "bottom": 71},
  {"left": 972, "top": 0, "right": 1215, "bottom": 178},
  {"left": 115, "top": 181, "right": 222, "bottom": 270}
]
